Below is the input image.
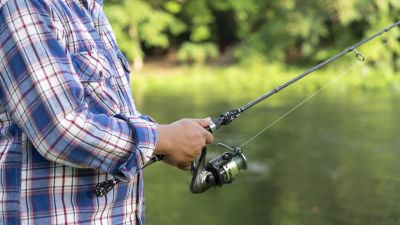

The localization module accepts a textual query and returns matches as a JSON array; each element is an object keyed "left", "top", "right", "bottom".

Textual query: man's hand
[{"left": 155, "top": 118, "right": 214, "bottom": 170}]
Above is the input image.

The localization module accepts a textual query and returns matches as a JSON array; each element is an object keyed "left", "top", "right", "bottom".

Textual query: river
[{"left": 140, "top": 91, "right": 400, "bottom": 225}]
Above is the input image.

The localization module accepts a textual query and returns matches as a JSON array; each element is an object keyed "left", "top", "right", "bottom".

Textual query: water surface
[{"left": 140, "top": 92, "right": 400, "bottom": 225}]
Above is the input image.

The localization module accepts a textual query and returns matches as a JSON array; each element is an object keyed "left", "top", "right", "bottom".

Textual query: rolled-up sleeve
[{"left": 0, "top": 0, "right": 157, "bottom": 181}]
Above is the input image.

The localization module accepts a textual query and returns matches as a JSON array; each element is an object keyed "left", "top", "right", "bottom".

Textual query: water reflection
[{"left": 140, "top": 92, "right": 400, "bottom": 225}]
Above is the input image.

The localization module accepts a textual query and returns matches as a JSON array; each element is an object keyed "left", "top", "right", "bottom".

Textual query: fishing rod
[
  {"left": 189, "top": 20, "right": 400, "bottom": 194},
  {"left": 95, "top": 21, "right": 400, "bottom": 197},
  {"left": 208, "top": 20, "right": 400, "bottom": 132}
]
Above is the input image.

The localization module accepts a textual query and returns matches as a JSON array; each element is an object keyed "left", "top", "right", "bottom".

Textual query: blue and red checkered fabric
[{"left": 0, "top": 0, "right": 157, "bottom": 224}]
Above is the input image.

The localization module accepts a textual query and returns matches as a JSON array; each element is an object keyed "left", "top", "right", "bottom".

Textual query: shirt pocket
[
  {"left": 117, "top": 51, "right": 131, "bottom": 73},
  {"left": 71, "top": 50, "right": 121, "bottom": 115},
  {"left": 116, "top": 50, "right": 132, "bottom": 79}
]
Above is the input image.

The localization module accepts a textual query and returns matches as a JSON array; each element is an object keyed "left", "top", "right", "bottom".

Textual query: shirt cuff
[{"left": 114, "top": 114, "right": 158, "bottom": 181}]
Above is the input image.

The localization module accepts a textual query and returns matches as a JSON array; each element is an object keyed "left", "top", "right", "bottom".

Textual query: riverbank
[{"left": 131, "top": 62, "right": 400, "bottom": 102}]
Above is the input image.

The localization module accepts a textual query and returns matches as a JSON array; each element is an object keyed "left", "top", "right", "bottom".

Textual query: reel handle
[
  {"left": 191, "top": 147, "right": 207, "bottom": 175},
  {"left": 189, "top": 119, "right": 220, "bottom": 193},
  {"left": 191, "top": 118, "right": 218, "bottom": 171},
  {"left": 190, "top": 146, "right": 214, "bottom": 194}
]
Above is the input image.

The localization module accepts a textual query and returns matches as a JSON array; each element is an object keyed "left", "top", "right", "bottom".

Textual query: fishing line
[{"left": 240, "top": 35, "right": 395, "bottom": 148}]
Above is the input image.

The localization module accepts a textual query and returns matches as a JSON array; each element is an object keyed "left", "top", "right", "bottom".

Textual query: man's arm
[{"left": 0, "top": 0, "right": 156, "bottom": 181}]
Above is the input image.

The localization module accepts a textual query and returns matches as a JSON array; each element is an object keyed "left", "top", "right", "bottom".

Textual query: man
[{"left": 0, "top": 0, "right": 213, "bottom": 224}]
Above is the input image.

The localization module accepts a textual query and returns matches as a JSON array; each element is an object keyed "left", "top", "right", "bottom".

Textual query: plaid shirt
[{"left": 0, "top": 0, "right": 158, "bottom": 224}]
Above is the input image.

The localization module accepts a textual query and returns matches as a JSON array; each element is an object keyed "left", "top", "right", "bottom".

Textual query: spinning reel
[{"left": 190, "top": 143, "right": 247, "bottom": 194}]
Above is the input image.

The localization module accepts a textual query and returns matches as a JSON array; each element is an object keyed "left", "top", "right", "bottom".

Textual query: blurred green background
[
  {"left": 103, "top": 1, "right": 400, "bottom": 225},
  {"left": 103, "top": 0, "right": 400, "bottom": 98}
]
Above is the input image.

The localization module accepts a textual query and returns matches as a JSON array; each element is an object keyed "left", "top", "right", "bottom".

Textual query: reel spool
[{"left": 190, "top": 144, "right": 247, "bottom": 194}]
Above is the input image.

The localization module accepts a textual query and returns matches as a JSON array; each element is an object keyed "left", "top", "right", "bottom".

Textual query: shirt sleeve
[{"left": 0, "top": 0, "right": 157, "bottom": 181}]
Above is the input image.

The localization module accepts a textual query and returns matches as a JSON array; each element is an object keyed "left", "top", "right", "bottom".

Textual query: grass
[{"left": 131, "top": 61, "right": 400, "bottom": 102}]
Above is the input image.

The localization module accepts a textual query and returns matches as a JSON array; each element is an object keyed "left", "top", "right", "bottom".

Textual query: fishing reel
[{"left": 190, "top": 143, "right": 247, "bottom": 194}]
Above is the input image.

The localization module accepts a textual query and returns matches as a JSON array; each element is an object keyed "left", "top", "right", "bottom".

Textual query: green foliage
[
  {"left": 164, "top": 1, "right": 182, "bottom": 14},
  {"left": 104, "top": 0, "right": 186, "bottom": 63},
  {"left": 231, "top": 0, "right": 400, "bottom": 66},
  {"left": 104, "top": 0, "right": 400, "bottom": 69},
  {"left": 177, "top": 42, "right": 218, "bottom": 64}
]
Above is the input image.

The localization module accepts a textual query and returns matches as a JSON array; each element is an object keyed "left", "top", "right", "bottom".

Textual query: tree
[
  {"left": 104, "top": 0, "right": 186, "bottom": 71},
  {"left": 104, "top": 0, "right": 400, "bottom": 70}
]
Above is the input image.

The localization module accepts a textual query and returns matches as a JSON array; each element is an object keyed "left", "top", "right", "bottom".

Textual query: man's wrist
[{"left": 154, "top": 124, "right": 171, "bottom": 156}]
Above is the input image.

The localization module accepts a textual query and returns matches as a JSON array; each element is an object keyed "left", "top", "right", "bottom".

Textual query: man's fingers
[
  {"left": 161, "top": 118, "right": 214, "bottom": 170},
  {"left": 164, "top": 158, "right": 177, "bottom": 167},
  {"left": 204, "top": 130, "right": 214, "bottom": 144},
  {"left": 194, "top": 117, "right": 212, "bottom": 128},
  {"left": 194, "top": 117, "right": 214, "bottom": 144},
  {"left": 178, "top": 162, "right": 191, "bottom": 171}
]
